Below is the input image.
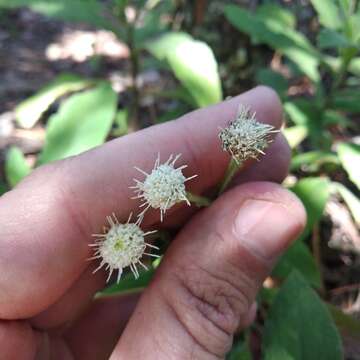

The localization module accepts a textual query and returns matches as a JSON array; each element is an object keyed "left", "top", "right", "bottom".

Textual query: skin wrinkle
[
  {"left": 160, "top": 285, "right": 223, "bottom": 360},
  {"left": 193, "top": 262, "right": 252, "bottom": 328},
  {"left": 164, "top": 263, "right": 242, "bottom": 356},
  {"left": 175, "top": 270, "right": 235, "bottom": 338}
]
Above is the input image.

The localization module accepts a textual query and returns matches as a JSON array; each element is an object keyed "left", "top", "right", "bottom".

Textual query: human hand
[{"left": 0, "top": 86, "right": 306, "bottom": 359}]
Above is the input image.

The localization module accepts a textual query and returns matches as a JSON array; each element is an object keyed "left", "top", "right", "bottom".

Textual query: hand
[{"left": 0, "top": 86, "right": 306, "bottom": 359}]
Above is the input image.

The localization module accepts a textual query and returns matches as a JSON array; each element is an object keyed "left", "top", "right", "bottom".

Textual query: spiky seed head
[
  {"left": 90, "top": 213, "right": 159, "bottom": 283},
  {"left": 132, "top": 154, "right": 197, "bottom": 221},
  {"left": 219, "top": 104, "right": 278, "bottom": 164}
]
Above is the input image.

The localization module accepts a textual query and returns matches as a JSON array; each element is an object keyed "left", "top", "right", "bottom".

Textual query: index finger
[{"left": 0, "top": 86, "right": 283, "bottom": 319}]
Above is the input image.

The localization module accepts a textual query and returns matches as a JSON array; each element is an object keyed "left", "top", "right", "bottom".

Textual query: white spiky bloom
[
  {"left": 131, "top": 154, "right": 197, "bottom": 222},
  {"left": 89, "top": 213, "right": 159, "bottom": 283},
  {"left": 219, "top": 104, "right": 278, "bottom": 164}
]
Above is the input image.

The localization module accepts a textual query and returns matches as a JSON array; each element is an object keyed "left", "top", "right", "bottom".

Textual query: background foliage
[{"left": 0, "top": 0, "right": 359, "bottom": 358}]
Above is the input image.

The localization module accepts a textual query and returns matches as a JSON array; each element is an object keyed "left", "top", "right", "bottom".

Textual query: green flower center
[{"left": 114, "top": 238, "right": 125, "bottom": 251}]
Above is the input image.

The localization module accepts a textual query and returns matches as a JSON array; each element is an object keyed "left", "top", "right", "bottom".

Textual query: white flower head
[
  {"left": 131, "top": 154, "right": 197, "bottom": 222},
  {"left": 219, "top": 104, "right": 278, "bottom": 164},
  {"left": 89, "top": 213, "right": 159, "bottom": 283}
]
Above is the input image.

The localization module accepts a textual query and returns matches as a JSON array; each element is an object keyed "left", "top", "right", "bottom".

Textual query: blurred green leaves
[
  {"left": 317, "top": 29, "right": 351, "bottom": 50},
  {"left": 101, "top": 268, "right": 155, "bottom": 295},
  {"left": 273, "top": 241, "right": 321, "bottom": 288},
  {"left": 310, "top": 0, "right": 342, "bottom": 30},
  {"left": 337, "top": 142, "right": 360, "bottom": 190},
  {"left": 333, "top": 182, "right": 360, "bottom": 225},
  {"left": 0, "top": 0, "right": 117, "bottom": 32},
  {"left": 15, "top": 74, "right": 93, "bottom": 129},
  {"left": 291, "top": 177, "right": 331, "bottom": 241},
  {"left": 38, "top": 83, "right": 117, "bottom": 164},
  {"left": 273, "top": 178, "right": 331, "bottom": 286},
  {"left": 5, "top": 146, "right": 31, "bottom": 187},
  {"left": 226, "top": 337, "right": 251, "bottom": 360},
  {"left": 224, "top": 4, "right": 320, "bottom": 82},
  {"left": 147, "top": 32, "right": 222, "bottom": 107},
  {"left": 263, "top": 272, "right": 343, "bottom": 360}
]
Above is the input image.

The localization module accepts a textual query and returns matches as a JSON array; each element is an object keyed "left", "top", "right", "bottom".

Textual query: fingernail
[{"left": 234, "top": 199, "right": 302, "bottom": 260}]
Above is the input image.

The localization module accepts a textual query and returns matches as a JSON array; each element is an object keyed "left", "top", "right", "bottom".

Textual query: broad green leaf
[
  {"left": 284, "top": 102, "right": 310, "bottom": 126},
  {"left": 323, "top": 110, "right": 351, "bottom": 127},
  {"left": 310, "top": 0, "right": 342, "bottom": 30},
  {"left": 291, "top": 177, "right": 331, "bottom": 241},
  {"left": 317, "top": 28, "right": 350, "bottom": 49},
  {"left": 284, "top": 100, "right": 328, "bottom": 148},
  {"left": 0, "top": 183, "right": 8, "bottom": 196},
  {"left": 112, "top": 109, "right": 128, "bottom": 137},
  {"left": 101, "top": 268, "right": 155, "bottom": 295},
  {"left": 333, "top": 89, "right": 360, "bottom": 112},
  {"left": 147, "top": 32, "right": 222, "bottom": 107},
  {"left": 328, "top": 303, "right": 360, "bottom": 339},
  {"left": 273, "top": 241, "right": 321, "bottom": 288},
  {"left": 38, "top": 83, "right": 117, "bottom": 164},
  {"left": 227, "top": 337, "right": 251, "bottom": 360},
  {"left": 255, "top": 68, "right": 288, "bottom": 98},
  {"left": 290, "top": 151, "right": 339, "bottom": 172},
  {"left": 337, "top": 142, "right": 360, "bottom": 190},
  {"left": 224, "top": 5, "right": 320, "bottom": 82},
  {"left": 283, "top": 126, "right": 308, "bottom": 149},
  {"left": 332, "top": 182, "right": 360, "bottom": 225},
  {"left": 0, "top": 0, "right": 118, "bottom": 33},
  {"left": 256, "top": 3, "right": 296, "bottom": 29},
  {"left": 15, "top": 74, "right": 92, "bottom": 129},
  {"left": 263, "top": 272, "right": 343, "bottom": 360},
  {"left": 346, "top": 57, "right": 360, "bottom": 77},
  {"left": 5, "top": 146, "right": 31, "bottom": 187}
]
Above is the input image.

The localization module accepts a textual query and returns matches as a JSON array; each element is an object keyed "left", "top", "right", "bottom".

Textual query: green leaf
[
  {"left": 256, "top": 3, "right": 296, "bottom": 29},
  {"left": 5, "top": 146, "right": 31, "bottom": 187},
  {"left": 333, "top": 88, "right": 360, "bottom": 112},
  {"left": 224, "top": 5, "right": 320, "bottom": 82},
  {"left": 332, "top": 182, "right": 360, "bottom": 225},
  {"left": 263, "top": 272, "right": 343, "bottom": 360},
  {"left": 0, "top": 182, "right": 8, "bottom": 196},
  {"left": 310, "top": 0, "right": 342, "bottom": 30},
  {"left": 0, "top": 0, "right": 118, "bottom": 32},
  {"left": 284, "top": 100, "right": 327, "bottom": 148},
  {"left": 283, "top": 126, "right": 308, "bottom": 149},
  {"left": 147, "top": 32, "right": 222, "bottom": 107},
  {"left": 112, "top": 109, "right": 128, "bottom": 137},
  {"left": 273, "top": 241, "right": 321, "bottom": 288},
  {"left": 38, "top": 83, "right": 117, "bottom": 164},
  {"left": 290, "top": 151, "right": 339, "bottom": 172},
  {"left": 323, "top": 110, "right": 351, "bottom": 127},
  {"left": 15, "top": 73, "right": 92, "bottom": 129},
  {"left": 328, "top": 303, "right": 360, "bottom": 340},
  {"left": 101, "top": 268, "right": 155, "bottom": 295},
  {"left": 255, "top": 68, "right": 288, "bottom": 98},
  {"left": 291, "top": 177, "right": 331, "bottom": 241},
  {"left": 337, "top": 142, "right": 360, "bottom": 190},
  {"left": 317, "top": 28, "right": 351, "bottom": 49},
  {"left": 227, "top": 337, "right": 252, "bottom": 360}
]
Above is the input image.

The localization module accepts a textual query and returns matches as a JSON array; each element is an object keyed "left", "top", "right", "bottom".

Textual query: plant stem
[
  {"left": 218, "top": 158, "right": 241, "bottom": 195},
  {"left": 186, "top": 192, "right": 211, "bottom": 207}
]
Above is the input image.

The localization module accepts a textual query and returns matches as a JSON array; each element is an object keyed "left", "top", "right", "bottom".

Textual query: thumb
[{"left": 111, "top": 182, "right": 306, "bottom": 359}]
